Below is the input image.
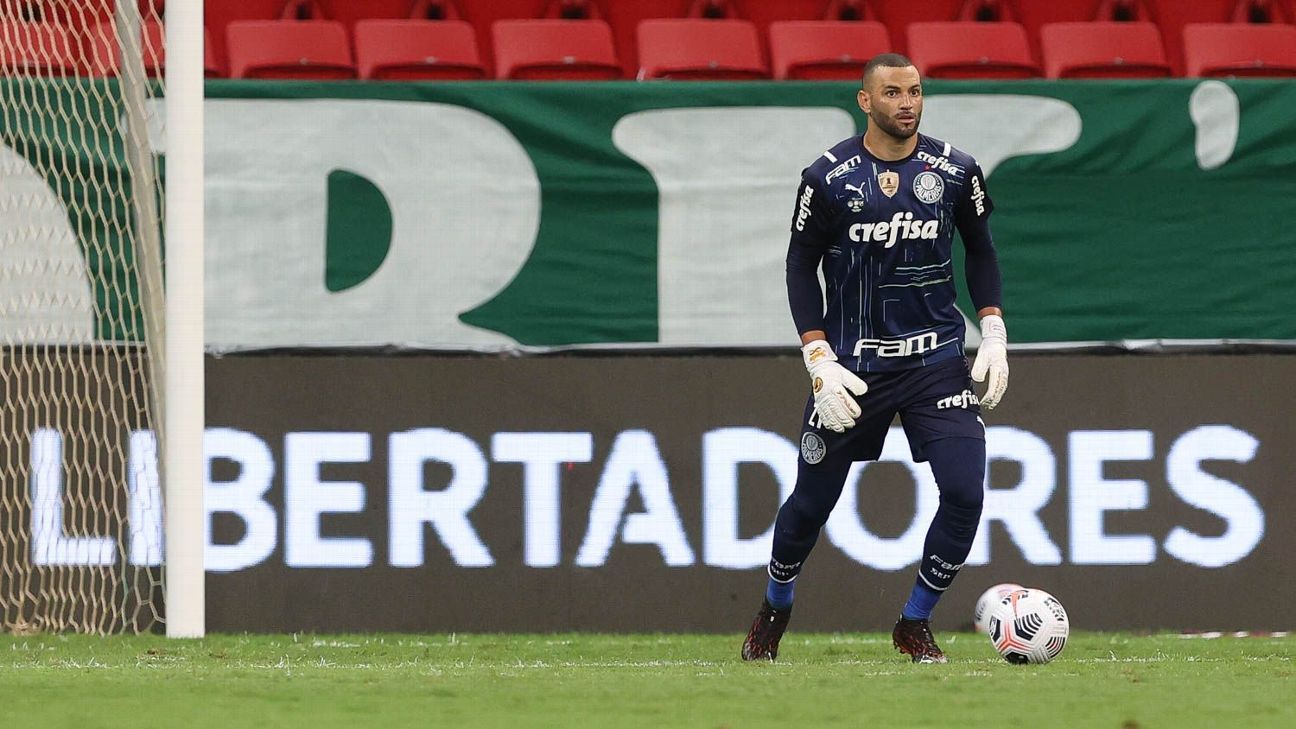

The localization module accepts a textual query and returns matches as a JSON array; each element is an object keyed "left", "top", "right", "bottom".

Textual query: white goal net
[{"left": 0, "top": 0, "right": 167, "bottom": 633}]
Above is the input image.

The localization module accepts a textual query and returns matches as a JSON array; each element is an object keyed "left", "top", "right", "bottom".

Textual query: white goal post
[
  {"left": 163, "top": 0, "right": 204, "bottom": 640},
  {"left": 0, "top": 0, "right": 203, "bottom": 636}
]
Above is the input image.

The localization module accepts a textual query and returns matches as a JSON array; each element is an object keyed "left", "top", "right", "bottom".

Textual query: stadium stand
[
  {"left": 1183, "top": 22, "right": 1296, "bottom": 77},
  {"left": 354, "top": 19, "right": 485, "bottom": 80},
  {"left": 907, "top": 21, "right": 1039, "bottom": 79},
  {"left": 768, "top": 20, "right": 889, "bottom": 80},
  {"left": 9, "top": 0, "right": 1296, "bottom": 81},
  {"left": 226, "top": 19, "right": 356, "bottom": 79},
  {"left": 492, "top": 19, "right": 621, "bottom": 79},
  {"left": 1039, "top": 21, "right": 1171, "bottom": 78},
  {"left": 1151, "top": 0, "right": 1249, "bottom": 76}
]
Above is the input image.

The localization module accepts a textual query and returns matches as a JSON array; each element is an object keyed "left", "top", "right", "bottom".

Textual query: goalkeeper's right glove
[{"left": 802, "top": 340, "right": 868, "bottom": 433}]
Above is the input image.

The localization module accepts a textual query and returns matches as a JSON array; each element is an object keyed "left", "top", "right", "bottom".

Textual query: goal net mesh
[{"left": 1, "top": 0, "right": 167, "bottom": 634}]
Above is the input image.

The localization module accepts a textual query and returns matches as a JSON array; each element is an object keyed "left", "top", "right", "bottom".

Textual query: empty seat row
[
  {"left": 195, "top": 0, "right": 1296, "bottom": 77},
  {"left": 222, "top": 19, "right": 623, "bottom": 80},
  {"left": 5, "top": 2, "right": 1293, "bottom": 77},
  {"left": 224, "top": 18, "right": 1296, "bottom": 81},
  {"left": 2, "top": 17, "right": 1294, "bottom": 80}
]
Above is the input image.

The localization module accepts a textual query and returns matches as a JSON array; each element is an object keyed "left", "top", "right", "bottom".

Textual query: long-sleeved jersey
[{"left": 786, "top": 133, "right": 1002, "bottom": 373}]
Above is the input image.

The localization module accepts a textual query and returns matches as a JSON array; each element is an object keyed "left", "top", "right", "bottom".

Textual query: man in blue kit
[{"left": 742, "top": 53, "right": 1009, "bottom": 664}]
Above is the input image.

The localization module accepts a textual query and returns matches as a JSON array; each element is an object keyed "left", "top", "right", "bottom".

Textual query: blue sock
[
  {"left": 766, "top": 577, "right": 795, "bottom": 610},
  {"left": 901, "top": 582, "right": 941, "bottom": 621}
]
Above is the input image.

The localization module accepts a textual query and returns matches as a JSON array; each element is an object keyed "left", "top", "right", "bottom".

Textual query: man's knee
[{"left": 777, "top": 490, "right": 833, "bottom": 535}]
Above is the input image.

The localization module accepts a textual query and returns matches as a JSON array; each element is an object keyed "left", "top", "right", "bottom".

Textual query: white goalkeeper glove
[
  {"left": 971, "top": 314, "right": 1009, "bottom": 410},
  {"left": 802, "top": 340, "right": 868, "bottom": 433}
]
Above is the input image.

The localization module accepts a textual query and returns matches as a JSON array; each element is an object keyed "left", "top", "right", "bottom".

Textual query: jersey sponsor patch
[
  {"left": 848, "top": 212, "right": 940, "bottom": 248},
  {"left": 917, "top": 150, "right": 964, "bottom": 176},
  {"left": 970, "top": 173, "right": 987, "bottom": 216},
  {"left": 825, "top": 154, "right": 861, "bottom": 184},
  {"left": 852, "top": 331, "right": 942, "bottom": 357},
  {"left": 937, "top": 389, "right": 981, "bottom": 410},
  {"left": 801, "top": 432, "right": 827, "bottom": 464},
  {"left": 913, "top": 171, "right": 945, "bottom": 203},
  {"left": 795, "top": 184, "right": 814, "bottom": 231}
]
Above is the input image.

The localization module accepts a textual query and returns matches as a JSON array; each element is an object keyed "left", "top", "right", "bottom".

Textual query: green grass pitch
[{"left": 1, "top": 632, "right": 1290, "bottom": 728}]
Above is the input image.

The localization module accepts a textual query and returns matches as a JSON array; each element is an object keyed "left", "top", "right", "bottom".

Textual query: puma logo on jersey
[{"left": 849, "top": 212, "right": 939, "bottom": 248}]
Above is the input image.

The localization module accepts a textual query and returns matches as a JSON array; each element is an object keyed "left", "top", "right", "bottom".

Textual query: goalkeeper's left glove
[{"left": 971, "top": 314, "right": 1009, "bottom": 410}]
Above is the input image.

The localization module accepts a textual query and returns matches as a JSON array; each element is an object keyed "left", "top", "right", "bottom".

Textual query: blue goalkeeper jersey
[{"left": 787, "top": 133, "right": 998, "bottom": 373}]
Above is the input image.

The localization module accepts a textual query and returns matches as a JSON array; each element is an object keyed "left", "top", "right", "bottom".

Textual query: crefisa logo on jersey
[
  {"left": 971, "top": 174, "right": 987, "bottom": 216},
  {"left": 937, "top": 389, "right": 980, "bottom": 410},
  {"left": 849, "top": 212, "right": 939, "bottom": 248},
  {"left": 916, "top": 151, "right": 964, "bottom": 176},
  {"left": 913, "top": 171, "right": 945, "bottom": 204},
  {"left": 795, "top": 185, "right": 814, "bottom": 231}
]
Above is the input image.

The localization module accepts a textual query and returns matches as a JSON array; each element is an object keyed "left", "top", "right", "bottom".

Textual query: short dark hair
[{"left": 862, "top": 53, "right": 916, "bottom": 87}]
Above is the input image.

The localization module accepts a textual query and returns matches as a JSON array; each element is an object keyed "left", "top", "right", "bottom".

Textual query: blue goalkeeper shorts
[{"left": 798, "top": 356, "right": 985, "bottom": 466}]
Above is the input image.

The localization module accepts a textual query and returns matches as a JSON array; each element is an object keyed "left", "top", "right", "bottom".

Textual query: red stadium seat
[
  {"left": 86, "top": 22, "right": 223, "bottom": 78},
  {"left": 871, "top": 0, "right": 964, "bottom": 53},
  {"left": 1149, "top": 0, "right": 1235, "bottom": 76},
  {"left": 354, "top": 19, "right": 485, "bottom": 80},
  {"left": 1183, "top": 22, "right": 1296, "bottom": 77},
  {"left": 636, "top": 18, "right": 767, "bottom": 80},
  {"left": 456, "top": 1, "right": 547, "bottom": 73},
  {"left": 0, "top": 20, "right": 79, "bottom": 75},
  {"left": 768, "top": 20, "right": 890, "bottom": 80},
  {"left": 1040, "top": 22, "right": 1170, "bottom": 79},
  {"left": 226, "top": 20, "right": 355, "bottom": 79},
  {"left": 492, "top": 19, "right": 621, "bottom": 80},
  {"left": 603, "top": 1, "right": 692, "bottom": 79},
  {"left": 206, "top": 1, "right": 300, "bottom": 75},
  {"left": 906, "top": 21, "right": 1038, "bottom": 79}
]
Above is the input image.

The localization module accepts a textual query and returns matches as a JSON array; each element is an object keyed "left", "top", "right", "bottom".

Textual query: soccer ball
[
  {"left": 973, "top": 582, "right": 1022, "bottom": 635},
  {"left": 985, "top": 588, "right": 1069, "bottom": 664}
]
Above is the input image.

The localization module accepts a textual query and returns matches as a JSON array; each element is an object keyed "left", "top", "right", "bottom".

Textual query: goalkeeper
[{"left": 742, "top": 53, "right": 1008, "bottom": 664}]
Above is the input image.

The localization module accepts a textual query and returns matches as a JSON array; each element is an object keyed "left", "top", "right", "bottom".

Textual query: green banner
[{"left": 4, "top": 79, "right": 1295, "bottom": 349}]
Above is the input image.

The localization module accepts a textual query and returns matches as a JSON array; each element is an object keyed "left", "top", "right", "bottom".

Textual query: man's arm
[
  {"left": 955, "top": 164, "right": 1009, "bottom": 409},
  {"left": 786, "top": 172, "right": 830, "bottom": 339},
  {"left": 785, "top": 173, "right": 867, "bottom": 432}
]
